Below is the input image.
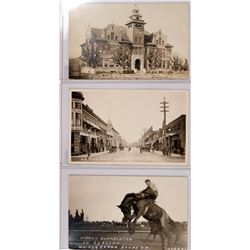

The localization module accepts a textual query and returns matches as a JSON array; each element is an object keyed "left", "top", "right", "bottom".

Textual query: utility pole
[{"left": 160, "top": 97, "right": 169, "bottom": 155}]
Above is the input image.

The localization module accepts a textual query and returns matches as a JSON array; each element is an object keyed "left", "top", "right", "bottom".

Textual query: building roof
[{"left": 89, "top": 25, "right": 172, "bottom": 47}]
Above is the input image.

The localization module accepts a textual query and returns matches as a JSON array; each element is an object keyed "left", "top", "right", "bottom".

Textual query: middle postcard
[{"left": 69, "top": 89, "right": 189, "bottom": 166}]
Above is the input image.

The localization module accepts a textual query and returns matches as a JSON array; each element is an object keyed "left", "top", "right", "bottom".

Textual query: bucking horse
[{"left": 117, "top": 193, "right": 174, "bottom": 250}]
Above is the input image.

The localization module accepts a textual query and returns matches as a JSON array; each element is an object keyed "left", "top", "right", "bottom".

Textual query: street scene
[
  {"left": 69, "top": 3, "right": 189, "bottom": 80},
  {"left": 71, "top": 89, "right": 188, "bottom": 165},
  {"left": 68, "top": 176, "right": 188, "bottom": 250}
]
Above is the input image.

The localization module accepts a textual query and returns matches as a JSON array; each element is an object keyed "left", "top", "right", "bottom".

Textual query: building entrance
[{"left": 135, "top": 59, "right": 141, "bottom": 70}]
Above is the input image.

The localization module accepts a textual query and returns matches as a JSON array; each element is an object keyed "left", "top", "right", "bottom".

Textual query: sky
[
  {"left": 69, "top": 175, "right": 188, "bottom": 222},
  {"left": 69, "top": 2, "right": 189, "bottom": 59},
  {"left": 73, "top": 89, "right": 188, "bottom": 144}
]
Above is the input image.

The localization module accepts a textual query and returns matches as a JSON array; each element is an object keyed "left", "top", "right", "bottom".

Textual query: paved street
[{"left": 72, "top": 147, "right": 185, "bottom": 163}]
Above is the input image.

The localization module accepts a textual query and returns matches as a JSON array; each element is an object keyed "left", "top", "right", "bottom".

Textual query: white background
[{"left": 0, "top": 0, "right": 250, "bottom": 250}]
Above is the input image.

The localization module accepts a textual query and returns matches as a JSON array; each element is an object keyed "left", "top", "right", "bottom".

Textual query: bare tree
[
  {"left": 80, "top": 39, "right": 100, "bottom": 68},
  {"left": 170, "top": 54, "right": 184, "bottom": 71},
  {"left": 112, "top": 48, "right": 131, "bottom": 69},
  {"left": 146, "top": 50, "right": 162, "bottom": 70}
]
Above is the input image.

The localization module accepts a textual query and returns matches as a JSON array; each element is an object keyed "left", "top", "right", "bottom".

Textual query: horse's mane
[{"left": 121, "top": 193, "right": 137, "bottom": 204}]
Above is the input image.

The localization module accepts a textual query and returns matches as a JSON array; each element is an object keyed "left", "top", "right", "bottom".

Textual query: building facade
[
  {"left": 139, "top": 114, "right": 186, "bottom": 155},
  {"left": 81, "top": 7, "right": 173, "bottom": 73},
  {"left": 71, "top": 92, "right": 123, "bottom": 156}
]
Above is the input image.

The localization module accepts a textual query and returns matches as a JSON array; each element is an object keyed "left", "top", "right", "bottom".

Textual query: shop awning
[
  {"left": 80, "top": 132, "right": 90, "bottom": 137},
  {"left": 167, "top": 132, "right": 180, "bottom": 137},
  {"left": 83, "top": 119, "right": 101, "bottom": 130}
]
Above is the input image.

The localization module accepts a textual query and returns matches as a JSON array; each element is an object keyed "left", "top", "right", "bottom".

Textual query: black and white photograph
[
  {"left": 68, "top": 2, "right": 189, "bottom": 80},
  {"left": 70, "top": 89, "right": 189, "bottom": 165},
  {"left": 69, "top": 175, "right": 188, "bottom": 250}
]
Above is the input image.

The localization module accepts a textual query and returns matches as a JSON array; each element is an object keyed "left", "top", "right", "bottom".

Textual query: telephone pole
[{"left": 160, "top": 97, "right": 169, "bottom": 155}]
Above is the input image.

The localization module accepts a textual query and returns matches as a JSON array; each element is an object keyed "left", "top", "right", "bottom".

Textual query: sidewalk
[
  {"left": 71, "top": 150, "right": 110, "bottom": 161},
  {"left": 150, "top": 150, "right": 184, "bottom": 159}
]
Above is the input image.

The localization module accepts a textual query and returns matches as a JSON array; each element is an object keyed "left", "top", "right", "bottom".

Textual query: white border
[
  {"left": 60, "top": 169, "right": 191, "bottom": 249},
  {"left": 61, "top": 82, "right": 190, "bottom": 167},
  {"left": 60, "top": 0, "right": 191, "bottom": 82}
]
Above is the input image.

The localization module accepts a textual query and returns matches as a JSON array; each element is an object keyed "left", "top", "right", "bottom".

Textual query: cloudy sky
[
  {"left": 73, "top": 89, "right": 188, "bottom": 144},
  {"left": 69, "top": 175, "right": 188, "bottom": 222},
  {"left": 69, "top": 2, "right": 189, "bottom": 59}
]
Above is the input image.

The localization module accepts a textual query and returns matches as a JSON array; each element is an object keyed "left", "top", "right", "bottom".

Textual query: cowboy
[{"left": 140, "top": 179, "right": 158, "bottom": 200}]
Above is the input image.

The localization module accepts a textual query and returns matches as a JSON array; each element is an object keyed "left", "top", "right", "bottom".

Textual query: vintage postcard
[
  {"left": 69, "top": 175, "right": 188, "bottom": 250},
  {"left": 70, "top": 89, "right": 189, "bottom": 165},
  {"left": 68, "top": 2, "right": 190, "bottom": 80}
]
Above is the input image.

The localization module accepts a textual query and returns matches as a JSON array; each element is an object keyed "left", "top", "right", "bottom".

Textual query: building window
[
  {"left": 71, "top": 112, "right": 74, "bottom": 125},
  {"left": 111, "top": 32, "right": 114, "bottom": 40},
  {"left": 72, "top": 102, "right": 74, "bottom": 109},
  {"left": 107, "top": 35, "right": 110, "bottom": 40},
  {"left": 138, "top": 37, "right": 142, "bottom": 43},
  {"left": 115, "top": 35, "right": 118, "bottom": 40},
  {"left": 76, "top": 113, "right": 81, "bottom": 126},
  {"left": 162, "top": 40, "right": 164, "bottom": 44},
  {"left": 75, "top": 102, "right": 81, "bottom": 109},
  {"left": 135, "top": 37, "right": 137, "bottom": 43},
  {"left": 156, "top": 40, "right": 158, "bottom": 44},
  {"left": 159, "top": 38, "right": 162, "bottom": 44}
]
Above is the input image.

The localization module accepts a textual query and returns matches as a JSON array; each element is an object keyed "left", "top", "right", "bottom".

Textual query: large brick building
[
  {"left": 81, "top": 7, "right": 173, "bottom": 72},
  {"left": 71, "top": 91, "right": 122, "bottom": 156}
]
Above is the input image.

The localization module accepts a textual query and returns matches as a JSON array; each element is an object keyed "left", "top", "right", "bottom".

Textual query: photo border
[
  {"left": 61, "top": 82, "right": 190, "bottom": 167},
  {"left": 60, "top": 168, "right": 191, "bottom": 250},
  {"left": 60, "top": 0, "right": 191, "bottom": 82}
]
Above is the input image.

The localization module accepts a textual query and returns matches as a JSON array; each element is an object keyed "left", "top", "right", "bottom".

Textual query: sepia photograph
[
  {"left": 70, "top": 89, "right": 189, "bottom": 165},
  {"left": 69, "top": 175, "right": 188, "bottom": 250},
  {"left": 68, "top": 2, "right": 189, "bottom": 80}
]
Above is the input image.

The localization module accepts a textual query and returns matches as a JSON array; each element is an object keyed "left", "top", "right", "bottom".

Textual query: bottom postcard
[{"left": 68, "top": 175, "right": 189, "bottom": 250}]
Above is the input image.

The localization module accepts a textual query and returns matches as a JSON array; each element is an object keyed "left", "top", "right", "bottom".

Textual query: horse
[
  {"left": 117, "top": 193, "right": 172, "bottom": 250},
  {"left": 146, "top": 218, "right": 182, "bottom": 243}
]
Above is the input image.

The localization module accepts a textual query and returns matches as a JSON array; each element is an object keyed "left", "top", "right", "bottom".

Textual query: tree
[
  {"left": 112, "top": 47, "right": 131, "bottom": 69},
  {"left": 182, "top": 58, "right": 189, "bottom": 71},
  {"left": 146, "top": 50, "right": 162, "bottom": 70},
  {"left": 169, "top": 54, "right": 184, "bottom": 71},
  {"left": 80, "top": 39, "right": 100, "bottom": 68}
]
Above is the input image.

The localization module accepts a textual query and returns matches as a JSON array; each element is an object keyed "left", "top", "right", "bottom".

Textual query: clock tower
[{"left": 126, "top": 6, "right": 146, "bottom": 72}]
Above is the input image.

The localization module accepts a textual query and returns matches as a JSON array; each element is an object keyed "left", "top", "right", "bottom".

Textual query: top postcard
[{"left": 66, "top": 2, "right": 190, "bottom": 81}]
